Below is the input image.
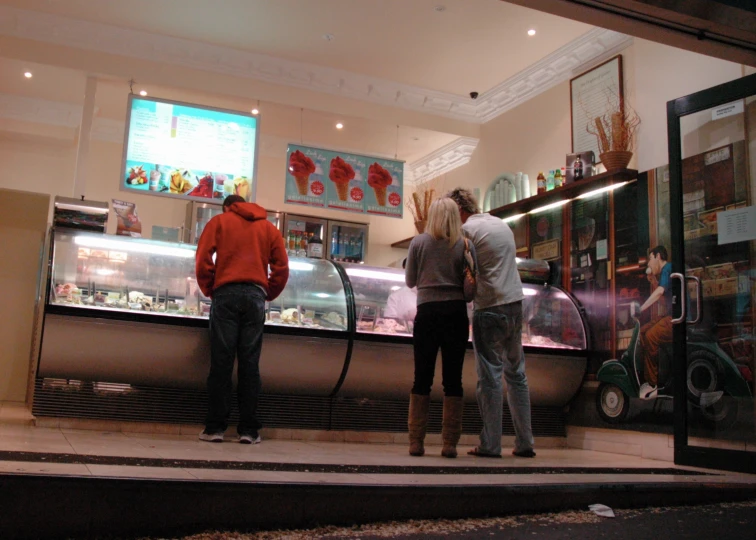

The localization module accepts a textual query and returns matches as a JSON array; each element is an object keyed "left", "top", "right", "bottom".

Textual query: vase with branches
[
  {"left": 585, "top": 89, "right": 641, "bottom": 170},
  {"left": 406, "top": 179, "right": 440, "bottom": 234}
]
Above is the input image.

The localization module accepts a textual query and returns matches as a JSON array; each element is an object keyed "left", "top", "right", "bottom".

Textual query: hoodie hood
[{"left": 229, "top": 202, "right": 267, "bottom": 221}]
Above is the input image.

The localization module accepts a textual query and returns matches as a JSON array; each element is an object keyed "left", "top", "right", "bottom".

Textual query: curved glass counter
[
  {"left": 342, "top": 261, "right": 587, "bottom": 350},
  {"left": 48, "top": 229, "right": 349, "bottom": 331}
]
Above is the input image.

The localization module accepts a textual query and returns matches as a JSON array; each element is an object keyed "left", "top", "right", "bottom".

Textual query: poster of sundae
[
  {"left": 285, "top": 145, "right": 326, "bottom": 207},
  {"left": 365, "top": 159, "right": 403, "bottom": 218},
  {"left": 112, "top": 199, "right": 142, "bottom": 237},
  {"left": 123, "top": 160, "right": 249, "bottom": 202},
  {"left": 284, "top": 144, "right": 403, "bottom": 218}
]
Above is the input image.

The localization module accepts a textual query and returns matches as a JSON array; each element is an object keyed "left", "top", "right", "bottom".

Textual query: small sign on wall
[{"left": 712, "top": 100, "right": 744, "bottom": 121}]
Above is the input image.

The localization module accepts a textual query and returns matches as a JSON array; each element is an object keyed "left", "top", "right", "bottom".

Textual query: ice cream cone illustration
[
  {"left": 329, "top": 156, "right": 355, "bottom": 202},
  {"left": 289, "top": 149, "right": 316, "bottom": 196},
  {"left": 368, "top": 162, "right": 393, "bottom": 206}
]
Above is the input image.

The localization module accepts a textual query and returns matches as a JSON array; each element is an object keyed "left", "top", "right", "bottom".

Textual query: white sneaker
[
  {"left": 239, "top": 433, "right": 262, "bottom": 444},
  {"left": 639, "top": 383, "right": 657, "bottom": 400},
  {"left": 199, "top": 430, "right": 224, "bottom": 443}
]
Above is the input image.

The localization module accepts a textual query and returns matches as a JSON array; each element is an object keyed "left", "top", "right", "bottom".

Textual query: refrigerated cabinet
[
  {"left": 35, "top": 229, "right": 589, "bottom": 428},
  {"left": 184, "top": 201, "right": 283, "bottom": 244}
]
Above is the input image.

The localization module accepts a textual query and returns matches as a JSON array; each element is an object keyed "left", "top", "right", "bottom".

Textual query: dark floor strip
[{"left": 0, "top": 450, "right": 712, "bottom": 475}]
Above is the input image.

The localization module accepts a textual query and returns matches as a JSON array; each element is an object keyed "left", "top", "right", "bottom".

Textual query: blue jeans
[
  {"left": 206, "top": 283, "right": 266, "bottom": 436},
  {"left": 472, "top": 302, "right": 534, "bottom": 454}
]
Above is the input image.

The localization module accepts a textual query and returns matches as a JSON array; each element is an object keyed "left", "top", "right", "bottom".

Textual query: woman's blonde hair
[{"left": 426, "top": 197, "right": 463, "bottom": 247}]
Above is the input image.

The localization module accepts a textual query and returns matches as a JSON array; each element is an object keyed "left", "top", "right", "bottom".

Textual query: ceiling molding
[
  {"left": 407, "top": 137, "right": 479, "bottom": 186},
  {"left": 0, "top": 6, "right": 631, "bottom": 124}
]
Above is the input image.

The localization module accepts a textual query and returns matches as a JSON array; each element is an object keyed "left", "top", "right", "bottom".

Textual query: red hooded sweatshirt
[{"left": 195, "top": 202, "right": 289, "bottom": 300}]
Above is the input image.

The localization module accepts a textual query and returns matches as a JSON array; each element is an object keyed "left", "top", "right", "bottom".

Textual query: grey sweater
[{"left": 405, "top": 233, "right": 475, "bottom": 305}]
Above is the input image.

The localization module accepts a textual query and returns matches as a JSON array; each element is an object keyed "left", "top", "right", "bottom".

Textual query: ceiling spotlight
[
  {"left": 251, "top": 108, "right": 259, "bottom": 115},
  {"left": 527, "top": 29, "right": 536, "bottom": 36},
  {"left": 322, "top": 33, "right": 334, "bottom": 41},
  {"left": 434, "top": 5, "right": 446, "bottom": 12},
  {"left": 24, "top": 71, "right": 32, "bottom": 78},
  {"left": 139, "top": 90, "right": 148, "bottom": 96},
  {"left": 336, "top": 123, "right": 344, "bottom": 129}
]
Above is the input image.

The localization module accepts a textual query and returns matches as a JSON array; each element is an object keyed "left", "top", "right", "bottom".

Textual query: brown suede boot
[
  {"left": 408, "top": 394, "right": 430, "bottom": 456},
  {"left": 441, "top": 396, "right": 464, "bottom": 458}
]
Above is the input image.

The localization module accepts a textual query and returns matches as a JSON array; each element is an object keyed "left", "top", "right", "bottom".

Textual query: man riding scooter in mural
[{"left": 637, "top": 245, "right": 673, "bottom": 400}]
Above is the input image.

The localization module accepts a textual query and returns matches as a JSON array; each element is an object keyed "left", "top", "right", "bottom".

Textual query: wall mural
[{"left": 568, "top": 141, "right": 754, "bottom": 439}]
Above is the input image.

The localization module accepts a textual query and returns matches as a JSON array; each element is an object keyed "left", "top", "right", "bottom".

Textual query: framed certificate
[{"left": 570, "top": 55, "right": 623, "bottom": 161}]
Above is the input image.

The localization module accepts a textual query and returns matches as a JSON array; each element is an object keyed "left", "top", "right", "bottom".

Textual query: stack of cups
[
  {"left": 514, "top": 173, "right": 522, "bottom": 202},
  {"left": 521, "top": 173, "right": 531, "bottom": 198}
]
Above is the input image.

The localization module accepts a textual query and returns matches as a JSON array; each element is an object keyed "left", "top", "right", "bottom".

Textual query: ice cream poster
[
  {"left": 285, "top": 146, "right": 326, "bottom": 208},
  {"left": 285, "top": 144, "right": 403, "bottom": 218},
  {"left": 111, "top": 199, "right": 142, "bottom": 237}
]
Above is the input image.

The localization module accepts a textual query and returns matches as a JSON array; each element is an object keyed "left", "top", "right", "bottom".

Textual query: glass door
[
  {"left": 667, "top": 73, "right": 756, "bottom": 473},
  {"left": 327, "top": 220, "right": 369, "bottom": 264}
]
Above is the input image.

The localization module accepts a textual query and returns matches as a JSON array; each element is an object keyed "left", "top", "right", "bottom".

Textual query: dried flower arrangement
[
  {"left": 585, "top": 90, "right": 641, "bottom": 169},
  {"left": 406, "top": 179, "right": 439, "bottom": 234}
]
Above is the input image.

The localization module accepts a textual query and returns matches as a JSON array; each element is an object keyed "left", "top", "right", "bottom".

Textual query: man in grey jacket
[{"left": 447, "top": 188, "right": 535, "bottom": 458}]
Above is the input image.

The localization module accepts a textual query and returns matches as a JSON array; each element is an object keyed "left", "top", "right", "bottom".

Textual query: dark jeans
[
  {"left": 412, "top": 300, "right": 469, "bottom": 397},
  {"left": 206, "top": 283, "right": 266, "bottom": 436}
]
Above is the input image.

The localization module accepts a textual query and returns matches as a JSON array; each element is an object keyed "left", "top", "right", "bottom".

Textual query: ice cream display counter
[
  {"left": 339, "top": 260, "right": 589, "bottom": 406},
  {"left": 35, "top": 228, "right": 589, "bottom": 429}
]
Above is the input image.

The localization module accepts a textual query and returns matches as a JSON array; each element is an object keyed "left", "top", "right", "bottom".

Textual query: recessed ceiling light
[
  {"left": 251, "top": 108, "right": 259, "bottom": 115},
  {"left": 434, "top": 5, "right": 446, "bottom": 12},
  {"left": 24, "top": 71, "right": 32, "bottom": 78},
  {"left": 139, "top": 90, "right": 147, "bottom": 96},
  {"left": 336, "top": 123, "right": 344, "bottom": 130},
  {"left": 322, "top": 33, "right": 334, "bottom": 41},
  {"left": 412, "top": 137, "right": 420, "bottom": 141},
  {"left": 527, "top": 29, "right": 536, "bottom": 36}
]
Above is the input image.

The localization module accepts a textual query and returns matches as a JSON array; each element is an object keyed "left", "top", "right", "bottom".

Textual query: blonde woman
[{"left": 405, "top": 197, "right": 476, "bottom": 458}]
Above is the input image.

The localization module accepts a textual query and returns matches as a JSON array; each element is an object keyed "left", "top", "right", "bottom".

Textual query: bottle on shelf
[
  {"left": 287, "top": 230, "right": 296, "bottom": 256},
  {"left": 536, "top": 172, "right": 546, "bottom": 195},
  {"left": 298, "top": 231, "right": 307, "bottom": 256},
  {"left": 331, "top": 229, "right": 340, "bottom": 259},
  {"left": 574, "top": 155, "right": 584, "bottom": 181},
  {"left": 546, "top": 170, "right": 555, "bottom": 191},
  {"left": 553, "top": 168, "right": 563, "bottom": 189},
  {"left": 306, "top": 233, "right": 323, "bottom": 259}
]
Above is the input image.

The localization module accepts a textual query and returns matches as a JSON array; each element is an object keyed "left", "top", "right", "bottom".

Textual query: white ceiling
[
  {"left": 0, "top": 57, "right": 459, "bottom": 165},
  {"left": 0, "top": 0, "right": 592, "bottom": 96}
]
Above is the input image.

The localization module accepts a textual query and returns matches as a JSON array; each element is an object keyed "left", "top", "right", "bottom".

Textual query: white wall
[
  {"left": 633, "top": 38, "right": 743, "bottom": 172},
  {"left": 435, "top": 40, "right": 746, "bottom": 201}
]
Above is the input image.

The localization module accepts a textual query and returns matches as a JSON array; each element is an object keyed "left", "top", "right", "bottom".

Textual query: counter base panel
[
  {"left": 339, "top": 341, "right": 587, "bottom": 407},
  {"left": 38, "top": 314, "right": 348, "bottom": 396},
  {"left": 31, "top": 378, "right": 567, "bottom": 437}
]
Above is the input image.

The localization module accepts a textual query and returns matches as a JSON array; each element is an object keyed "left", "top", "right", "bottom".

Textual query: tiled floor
[
  {"left": 1, "top": 421, "right": 754, "bottom": 487},
  {"left": 1, "top": 401, "right": 755, "bottom": 487}
]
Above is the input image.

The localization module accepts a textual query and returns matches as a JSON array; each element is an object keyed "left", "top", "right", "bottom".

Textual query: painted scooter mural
[{"left": 596, "top": 247, "right": 752, "bottom": 428}]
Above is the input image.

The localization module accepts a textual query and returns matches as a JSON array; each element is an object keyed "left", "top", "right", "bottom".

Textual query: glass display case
[
  {"left": 39, "top": 228, "right": 588, "bottom": 407},
  {"left": 48, "top": 229, "right": 348, "bottom": 331},
  {"left": 341, "top": 261, "right": 587, "bottom": 350}
]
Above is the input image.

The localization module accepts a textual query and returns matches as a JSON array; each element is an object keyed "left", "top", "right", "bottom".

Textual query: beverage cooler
[
  {"left": 184, "top": 201, "right": 283, "bottom": 244},
  {"left": 283, "top": 214, "right": 368, "bottom": 263},
  {"left": 328, "top": 219, "right": 368, "bottom": 264}
]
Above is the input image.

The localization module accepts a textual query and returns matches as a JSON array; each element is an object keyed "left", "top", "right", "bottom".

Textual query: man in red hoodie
[{"left": 196, "top": 195, "right": 289, "bottom": 444}]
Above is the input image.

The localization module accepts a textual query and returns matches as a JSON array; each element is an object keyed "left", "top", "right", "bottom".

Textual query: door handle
[
  {"left": 686, "top": 275, "right": 702, "bottom": 325},
  {"left": 670, "top": 272, "right": 687, "bottom": 324}
]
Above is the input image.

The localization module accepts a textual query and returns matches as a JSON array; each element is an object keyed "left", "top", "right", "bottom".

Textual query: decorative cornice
[
  {"left": 0, "top": 6, "right": 632, "bottom": 124},
  {"left": 476, "top": 28, "right": 633, "bottom": 123},
  {"left": 407, "top": 137, "right": 479, "bottom": 186}
]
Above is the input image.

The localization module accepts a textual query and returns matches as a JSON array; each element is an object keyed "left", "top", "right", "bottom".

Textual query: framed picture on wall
[{"left": 570, "top": 55, "right": 623, "bottom": 162}]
